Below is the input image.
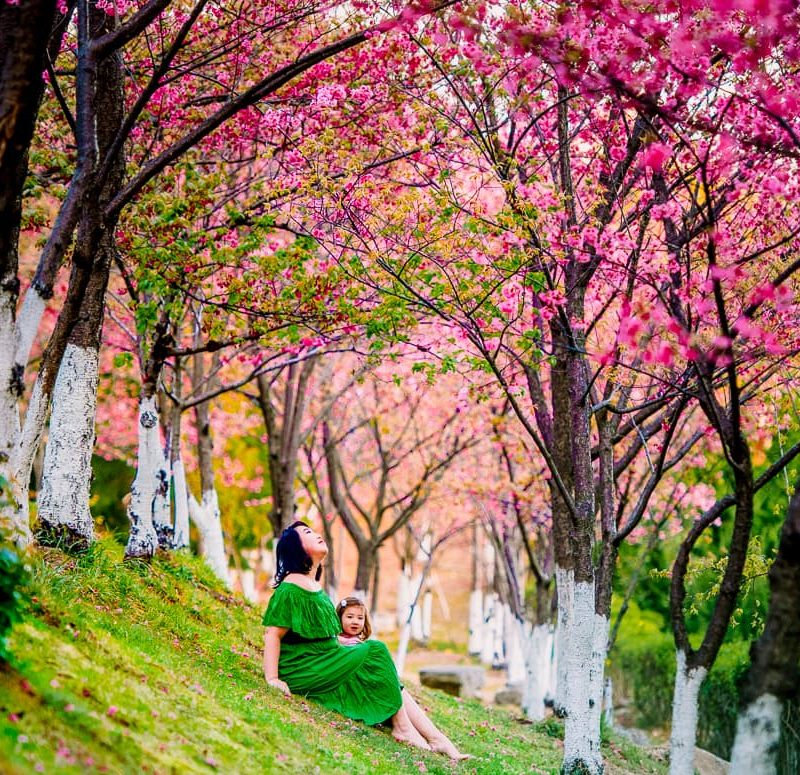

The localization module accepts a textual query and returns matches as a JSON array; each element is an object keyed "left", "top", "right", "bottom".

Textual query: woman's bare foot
[
  {"left": 429, "top": 734, "right": 471, "bottom": 761},
  {"left": 393, "top": 725, "right": 432, "bottom": 751},
  {"left": 392, "top": 705, "right": 432, "bottom": 751}
]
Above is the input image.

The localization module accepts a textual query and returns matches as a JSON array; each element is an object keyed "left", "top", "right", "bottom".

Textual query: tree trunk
[
  {"left": 0, "top": 3, "right": 59, "bottom": 443},
  {"left": 319, "top": 511, "right": 338, "bottom": 599},
  {"left": 167, "top": 367, "right": 189, "bottom": 550},
  {"left": 188, "top": 488, "right": 228, "bottom": 584},
  {"left": 480, "top": 591, "right": 497, "bottom": 665},
  {"left": 397, "top": 560, "right": 412, "bottom": 628},
  {"left": 258, "top": 358, "right": 317, "bottom": 535},
  {"left": 730, "top": 697, "right": 783, "bottom": 775},
  {"left": 151, "top": 442, "right": 172, "bottom": 549},
  {"left": 36, "top": 343, "right": 99, "bottom": 547},
  {"left": 528, "top": 623, "right": 556, "bottom": 720},
  {"left": 395, "top": 558, "right": 431, "bottom": 676},
  {"left": 729, "top": 482, "right": 800, "bottom": 775},
  {"left": 370, "top": 554, "right": 381, "bottom": 616},
  {"left": 189, "top": 394, "right": 229, "bottom": 586},
  {"left": 468, "top": 588, "right": 484, "bottom": 655},
  {"left": 420, "top": 589, "right": 432, "bottom": 643},
  {"left": 172, "top": 456, "right": 190, "bottom": 549},
  {"left": 561, "top": 579, "right": 604, "bottom": 775},
  {"left": 554, "top": 565, "right": 574, "bottom": 716},
  {"left": 507, "top": 616, "right": 526, "bottom": 685},
  {"left": 36, "top": 5, "right": 124, "bottom": 548},
  {"left": 668, "top": 649, "right": 707, "bottom": 775},
  {"left": 124, "top": 395, "right": 162, "bottom": 559},
  {"left": 468, "top": 523, "right": 483, "bottom": 654},
  {"left": 603, "top": 678, "right": 614, "bottom": 730},
  {"left": 587, "top": 613, "right": 610, "bottom": 747},
  {"left": 0, "top": 286, "right": 23, "bottom": 539},
  {"left": 0, "top": 0, "right": 58, "bottom": 261},
  {"left": 353, "top": 544, "right": 374, "bottom": 600},
  {"left": 669, "top": 419, "right": 754, "bottom": 774},
  {"left": 0, "top": 1, "right": 69, "bottom": 543}
]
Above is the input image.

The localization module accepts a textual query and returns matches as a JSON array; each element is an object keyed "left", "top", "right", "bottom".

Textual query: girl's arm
[{"left": 263, "top": 626, "right": 291, "bottom": 695}]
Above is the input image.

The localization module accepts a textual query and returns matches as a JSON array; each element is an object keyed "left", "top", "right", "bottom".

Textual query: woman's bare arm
[{"left": 263, "top": 626, "right": 291, "bottom": 695}]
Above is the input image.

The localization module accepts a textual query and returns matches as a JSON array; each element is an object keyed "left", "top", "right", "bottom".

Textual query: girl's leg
[
  {"left": 391, "top": 702, "right": 432, "bottom": 751},
  {"left": 401, "top": 689, "right": 471, "bottom": 760}
]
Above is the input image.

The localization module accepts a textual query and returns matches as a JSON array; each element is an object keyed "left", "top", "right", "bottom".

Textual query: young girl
[{"left": 336, "top": 596, "right": 371, "bottom": 645}]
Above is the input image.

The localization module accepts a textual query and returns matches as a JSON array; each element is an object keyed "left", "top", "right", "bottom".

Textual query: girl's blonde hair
[{"left": 335, "top": 596, "right": 372, "bottom": 640}]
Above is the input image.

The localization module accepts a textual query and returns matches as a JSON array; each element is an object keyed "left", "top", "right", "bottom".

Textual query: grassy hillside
[{"left": 0, "top": 540, "right": 666, "bottom": 774}]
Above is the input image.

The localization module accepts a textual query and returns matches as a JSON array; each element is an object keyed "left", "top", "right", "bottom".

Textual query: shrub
[
  {"left": 0, "top": 543, "right": 29, "bottom": 663},
  {"left": 610, "top": 602, "right": 675, "bottom": 728},
  {"left": 696, "top": 642, "right": 749, "bottom": 758},
  {"left": 613, "top": 620, "right": 799, "bottom": 772}
]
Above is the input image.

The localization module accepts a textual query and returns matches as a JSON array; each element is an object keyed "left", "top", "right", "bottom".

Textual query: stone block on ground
[
  {"left": 494, "top": 683, "right": 523, "bottom": 705},
  {"left": 418, "top": 665, "right": 485, "bottom": 699},
  {"left": 615, "top": 726, "right": 652, "bottom": 747}
]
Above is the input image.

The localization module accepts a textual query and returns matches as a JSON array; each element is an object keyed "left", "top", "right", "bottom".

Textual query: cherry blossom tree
[
  {"left": 281, "top": 6, "right": 800, "bottom": 769},
  {"left": 304, "top": 356, "right": 479, "bottom": 605},
  {"left": 4, "top": 0, "right": 453, "bottom": 546}
]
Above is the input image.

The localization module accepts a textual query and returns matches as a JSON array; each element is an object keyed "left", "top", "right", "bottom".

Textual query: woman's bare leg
[
  {"left": 402, "top": 689, "right": 470, "bottom": 760},
  {"left": 391, "top": 702, "right": 431, "bottom": 751}
]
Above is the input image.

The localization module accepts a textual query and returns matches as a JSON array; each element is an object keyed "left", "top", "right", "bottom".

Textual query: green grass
[{"left": 0, "top": 540, "right": 667, "bottom": 774}]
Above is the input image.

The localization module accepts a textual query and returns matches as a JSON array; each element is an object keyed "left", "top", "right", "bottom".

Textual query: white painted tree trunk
[
  {"left": 480, "top": 592, "right": 497, "bottom": 665},
  {"left": 397, "top": 565, "right": 411, "bottom": 627},
  {"left": 188, "top": 487, "right": 229, "bottom": 586},
  {"left": 668, "top": 649, "right": 707, "bottom": 775},
  {"left": 421, "top": 590, "right": 432, "bottom": 642},
  {"left": 410, "top": 573, "right": 424, "bottom": 641},
  {"left": 729, "top": 694, "right": 782, "bottom": 775},
  {"left": 547, "top": 619, "right": 559, "bottom": 706},
  {"left": 507, "top": 617, "right": 526, "bottom": 686},
  {"left": 17, "top": 379, "right": 48, "bottom": 485},
  {"left": 603, "top": 678, "right": 614, "bottom": 729},
  {"left": 0, "top": 291, "right": 25, "bottom": 543},
  {"left": 0, "top": 290, "right": 20, "bottom": 467},
  {"left": 587, "top": 614, "right": 610, "bottom": 742},
  {"left": 37, "top": 344, "right": 98, "bottom": 545},
  {"left": 520, "top": 622, "right": 555, "bottom": 721},
  {"left": 11, "top": 377, "right": 50, "bottom": 546},
  {"left": 124, "top": 396, "right": 162, "bottom": 559},
  {"left": 240, "top": 569, "right": 257, "bottom": 603},
  {"left": 561, "top": 581, "right": 604, "bottom": 775},
  {"left": 171, "top": 458, "right": 190, "bottom": 550},
  {"left": 554, "top": 566, "right": 575, "bottom": 716},
  {"left": 503, "top": 603, "right": 515, "bottom": 666},
  {"left": 395, "top": 621, "right": 412, "bottom": 678},
  {"left": 13, "top": 286, "right": 48, "bottom": 380},
  {"left": 151, "top": 446, "right": 172, "bottom": 549},
  {"left": 468, "top": 588, "right": 483, "bottom": 655},
  {"left": 491, "top": 599, "right": 506, "bottom": 667},
  {"left": 395, "top": 570, "right": 426, "bottom": 676},
  {"left": 0, "top": 286, "right": 55, "bottom": 546}
]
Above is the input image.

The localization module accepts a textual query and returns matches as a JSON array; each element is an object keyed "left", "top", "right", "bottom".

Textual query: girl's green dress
[{"left": 262, "top": 582, "right": 403, "bottom": 725}]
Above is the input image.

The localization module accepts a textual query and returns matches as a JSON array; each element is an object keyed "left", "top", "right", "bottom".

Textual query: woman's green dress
[{"left": 262, "top": 582, "right": 403, "bottom": 725}]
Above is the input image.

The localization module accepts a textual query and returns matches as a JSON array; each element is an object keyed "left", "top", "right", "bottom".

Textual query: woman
[{"left": 262, "top": 521, "right": 469, "bottom": 760}]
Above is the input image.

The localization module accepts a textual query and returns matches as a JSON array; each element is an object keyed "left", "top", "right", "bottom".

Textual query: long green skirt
[{"left": 279, "top": 636, "right": 403, "bottom": 726}]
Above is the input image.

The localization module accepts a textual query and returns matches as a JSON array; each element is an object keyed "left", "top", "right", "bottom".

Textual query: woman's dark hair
[{"left": 273, "top": 520, "right": 323, "bottom": 587}]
